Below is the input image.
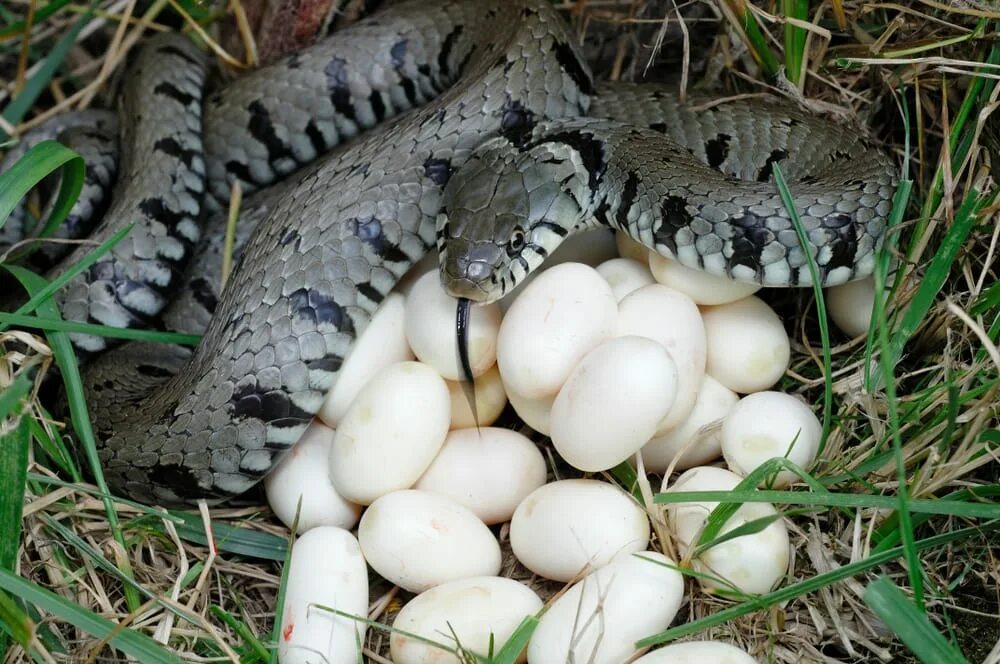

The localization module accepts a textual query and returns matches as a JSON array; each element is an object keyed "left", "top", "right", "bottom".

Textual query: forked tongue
[{"left": 455, "top": 297, "right": 480, "bottom": 431}]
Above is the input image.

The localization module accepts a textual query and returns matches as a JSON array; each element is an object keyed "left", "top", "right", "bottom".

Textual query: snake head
[{"left": 437, "top": 137, "right": 588, "bottom": 303}]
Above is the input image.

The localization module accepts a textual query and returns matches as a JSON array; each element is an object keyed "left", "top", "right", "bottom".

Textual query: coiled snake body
[{"left": 2, "top": 0, "right": 898, "bottom": 504}]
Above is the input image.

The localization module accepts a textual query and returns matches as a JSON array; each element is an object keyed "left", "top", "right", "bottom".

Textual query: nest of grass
[{"left": 1, "top": 0, "right": 998, "bottom": 662}]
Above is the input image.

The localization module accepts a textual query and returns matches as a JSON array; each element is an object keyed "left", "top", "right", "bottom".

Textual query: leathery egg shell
[
  {"left": 633, "top": 641, "right": 758, "bottom": 663},
  {"left": 504, "top": 384, "right": 554, "bottom": 436},
  {"left": 701, "top": 296, "right": 790, "bottom": 393},
  {"left": 666, "top": 466, "right": 789, "bottom": 595},
  {"left": 551, "top": 336, "right": 678, "bottom": 472},
  {"left": 317, "top": 291, "right": 413, "bottom": 428},
  {"left": 826, "top": 275, "right": 876, "bottom": 337},
  {"left": 649, "top": 253, "right": 760, "bottom": 305},
  {"left": 510, "top": 479, "right": 650, "bottom": 582},
  {"left": 497, "top": 262, "right": 617, "bottom": 399},
  {"left": 358, "top": 489, "right": 501, "bottom": 592},
  {"left": 414, "top": 427, "right": 546, "bottom": 525},
  {"left": 264, "top": 420, "right": 361, "bottom": 533},
  {"left": 721, "top": 391, "right": 821, "bottom": 488},
  {"left": 596, "top": 257, "right": 655, "bottom": 301},
  {"left": 279, "top": 527, "right": 368, "bottom": 664},
  {"left": 527, "top": 551, "right": 684, "bottom": 664},
  {"left": 329, "top": 362, "right": 449, "bottom": 505},
  {"left": 405, "top": 271, "right": 501, "bottom": 380},
  {"left": 641, "top": 374, "right": 738, "bottom": 473},
  {"left": 617, "top": 284, "right": 705, "bottom": 431},
  {"left": 390, "top": 576, "right": 543, "bottom": 664},
  {"left": 445, "top": 364, "right": 507, "bottom": 429}
]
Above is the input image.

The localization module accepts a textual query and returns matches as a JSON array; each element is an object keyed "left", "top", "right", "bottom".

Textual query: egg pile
[{"left": 268, "top": 229, "right": 874, "bottom": 664}]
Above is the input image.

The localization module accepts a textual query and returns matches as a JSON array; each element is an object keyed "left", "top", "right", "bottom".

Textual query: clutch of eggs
[{"left": 269, "top": 228, "right": 870, "bottom": 664}]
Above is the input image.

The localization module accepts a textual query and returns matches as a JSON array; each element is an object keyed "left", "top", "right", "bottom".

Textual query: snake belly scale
[{"left": 5, "top": 0, "right": 897, "bottom": 504}]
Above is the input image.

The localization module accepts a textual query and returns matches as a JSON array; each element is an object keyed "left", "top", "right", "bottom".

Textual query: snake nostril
[{"left": 465, "top": 260, "right": 491, "bottom": 283}]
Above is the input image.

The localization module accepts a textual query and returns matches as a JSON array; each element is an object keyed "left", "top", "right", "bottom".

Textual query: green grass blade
[
  {"left": 3, "top": 265, "right": 142, "bottom": 613},
  {"left": 0, "top": 393, "right": 31, "bottom": 572},
  {"left": 864, "top": 576, "right": 970, "bottom": 663},
  {"left": 0, "top": 10, "right": 92, "bottom": 141},
  {"left": 654, "top": 490, "right": 1000, "bottom": 519},
  {"left": 636, "top": 521, "right": 999, "bottom": 648},
  {"left": 168, "top": 511, "right": 288, "bottom": 561},
  {"left": 0, "top": 568, "right": 183, "bottom": 663},
  {"left": 0, "top": 140, "right": 84, "bottom": 239},
  {"left": 0, "top": 587, "right": 33, "bottom": 649},
  {"left": 0, "top": 312, "right": 202, "bottom": 345},
  {"left": 0, "top": 0, "right": 75, "bottom": 39}
]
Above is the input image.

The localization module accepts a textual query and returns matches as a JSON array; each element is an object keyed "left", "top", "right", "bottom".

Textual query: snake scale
[{"left": 2, "top": 0, "right": 898, "bottom": 505}]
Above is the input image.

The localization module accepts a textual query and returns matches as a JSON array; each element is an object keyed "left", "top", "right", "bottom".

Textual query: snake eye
[{"left": 507, "top": 229, "right": 526, "bottom": 256}]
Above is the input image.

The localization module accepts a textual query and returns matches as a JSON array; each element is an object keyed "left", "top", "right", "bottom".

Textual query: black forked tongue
[{"left": 455, "top": 297, "right": 480, "bottom": 432}]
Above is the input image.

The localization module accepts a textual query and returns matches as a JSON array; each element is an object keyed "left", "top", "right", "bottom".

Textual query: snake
[{"left": 0, "top": 0, "right": 898, "bottom": 505}]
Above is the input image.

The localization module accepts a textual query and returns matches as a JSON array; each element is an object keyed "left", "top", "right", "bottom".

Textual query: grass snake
[{"left": 1, "top": 0, "right": 898, "bottom": 505}]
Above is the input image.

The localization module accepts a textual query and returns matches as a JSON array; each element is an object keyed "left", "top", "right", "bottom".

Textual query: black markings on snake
[
  {"left": 307, "top": 355, "right": 344, "bottom": 374},
  {"left": 137, "top": 364, "right": 175, "bottom": 379},
  {"left": 616, "top": 171, "right": 640, "bottom": 230},
  {"left": 438, "top": 26, "right": 463, "bottom": 78},
  {"left": 303, "top": 120, "right": 326, "bottom": 155},
  {"left": 157, "top": 44, "right": 201, "bottom": 67},
  {"left": 654, "top": 195, "right": 693, "bottom": 255},
  {"left": 729, "top": 213, "right": 770, "bottom": 272},
  {"left": 390, "top": 40, "right": 408, "bottom": 68},
  {"left": 356, "top": 281, "right": 385, "bottom": 304},
  {"left": 350, "top": 216, "right": 408, "bottom": 263},
  {"left": 324, "top": 57, "right": 356, "bottom": 121},
  {"left": 232, "top": 381, "right": 312, "bottom": 424},
  {"left": 705, "top": 133, "right": 731, "bottom": 170},
  {"left": 369, "top": 91, "right": 387, "bottom": 122},
  {"left": 225, "top": 160, "right": 254, "bottom": 185},
  {"left": 423, "top": 157, "right": 453, "bottom": 186},
  {"left": 154, "top": 137, "right": 199, "bottom": 168},
  {"left": 553, "top": 41, "right": 594, "bottom": 95},
  {"left": 756, "top": 149, "right": 788, "bottom": 182},
  {"left": 824, "top": 214, "right": 858, "bottom": 271},
  {"left": 154, "top": 81, "right": 198, "bottom": 107},
  {"left": 289, "top": 287, "right": 351, "bottom": 330},
  {"left": 279, "top": 229, "right": 300, "bottom": 246},
  {"left": 649, "top": 122, "right": 667, "bottom": 134},
  {"left": 139, "top": 197, "right": 188, "bottom": 232},
  {"left": 500, "top": 98, "right": 536, "bottom": 146},
  {"left": 535, "top": 130, "right": 605, "bottom": 189},
  {"left": 189, "top": 277, "right": 219, "bottom": 312},
  {"left": 248, "top": 101, "right": 294, "bottom": 164}
]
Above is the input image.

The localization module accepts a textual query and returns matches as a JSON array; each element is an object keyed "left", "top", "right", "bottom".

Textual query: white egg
[
  {"left": 701, "top": 296, "right": 790, "bottom": 393},
  {"left": 498, "top": 229, "right": 620, "bottom": 312},
  {"left": 279, "top": 527, "right": 368, "bottom": 664},
  {"left": 510, "top": 479, "right": 650, "bottom": 582},
  {"left": 414, "top": 427, "right": 547, "bottom": 525},
  {"left": 445, "top": 364, "right": 508, "bottom": 429},
  {"left": 633, "top": 640, "right": 758, "bottom": 663},
  {"left": 641, "top": 375, "right": 738, "bottom": 473},
  {"left": 721, "top": 391, "right": 821, "bottom": 487},
  {"left": 826, "top": 276, "right": 876, "bottom": 338},
  {"left": 329, "top": 362, "right": 450, "bottom": 505},
  {"left": 358, "top": 490, "right": 501, "bottom": 593},
  {"left": 394, "top": 250, "right": 438, "bottom": 296},
  {"left": 497, "top": 262, "right": 617, "bottom": 399},
  {"left": 596, "top": 257, "right": 655, "bottom": 301},
  {"left": 265, "top": 420, "right": 361, "bottom": 533},
  {"left": 551, "top": 336, "right": 678, "bottom": 472},
  {"left": 665, "top": 466, "right": 789, "bottom": 595},
  {"left": 615, "top": 230, "right": 651, "bottom": 263},
  {"left": 404, "top": 271, "right": 501, "bottom": 381},
  {"left": 505, "top": 385, "right": 554, "bottom": 436},
  {"left": 527, "top": 550, "right": 684, "bottom": 664},
  {"left": 317, "top": 292, "right": 413, "bottom": 427},
  {"left": 648, "top": 253, "right": 761, "bottom": 305},
  {"left": 617, "top": 284, "right": 705, "bottom": 431},
  {"left": 390, "top": 576, "right": 543, "bottom": 664}
]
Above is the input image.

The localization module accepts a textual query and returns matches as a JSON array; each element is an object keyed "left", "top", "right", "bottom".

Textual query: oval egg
[
  {"left": 701, "top": 295, "right": 790, "bottom": 394},
  {"left": 550, "top": 336, "right": 678, "bottom": 472},
  {"left": 497, "top": 262, "right": 617, "bottom": 399},
  {"left": 279, "top": 527, "right": 368, "bottom": 664},
  {"left": 510, "top": 479, "right": 650, "bottom": 582},
  {"left": 649, "top": 253, "right": 760, "bottom": 305},
  {"left": 527, "top": 551, "right": 684, "bottom": 664},
  {"left": 414, "top": 427, "right": 547, "bottom": 525},
  {"left": 633, "top": 640, "right": 758, "bottom": 663},
  {"left": 358, "top": 489, "right": 502, "bottom": 593},
  {"left": 445, "top": 364, "right": 508, "bottom": 429},
  {"left": 596, "top": 257, "right": 655, "bottom": 301},
  {"left": 329, "top": 361, "right": 450, "bottom": 505},
  {"left": 390, "top": 576, "right": 542, "bottom": 664}
]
